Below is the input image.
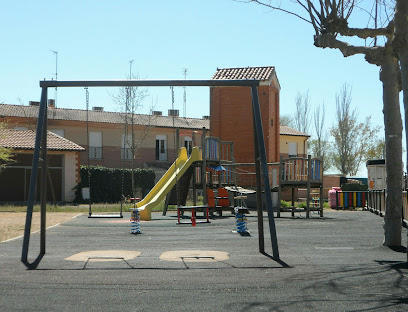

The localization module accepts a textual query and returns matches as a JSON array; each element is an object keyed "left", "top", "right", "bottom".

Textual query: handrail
[{"left": 280, "top": 156, "right": 323, "bottom": 183}]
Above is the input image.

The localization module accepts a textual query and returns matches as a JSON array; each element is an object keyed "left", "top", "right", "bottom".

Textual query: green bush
[
  {"left": 281, "top": 200, "right": 291, "bottom": 208},
  {"left": 341, "top": 183, "right": 368, "bottom": 191},
  {"left": 74, "top": 166, "right": 155, "bottom": 203}
]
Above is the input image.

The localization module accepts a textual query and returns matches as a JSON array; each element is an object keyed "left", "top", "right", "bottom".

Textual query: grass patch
[
  {"left": 0, "top": 198, "right": 204, "bottom": 213},
  {"left": 281, "top": 200, "right": 329, "bottom": 209}
]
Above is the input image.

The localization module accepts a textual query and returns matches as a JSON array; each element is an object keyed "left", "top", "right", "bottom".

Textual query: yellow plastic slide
[{"left": 136, "top": 146, "right": 202, "bottom": 220}]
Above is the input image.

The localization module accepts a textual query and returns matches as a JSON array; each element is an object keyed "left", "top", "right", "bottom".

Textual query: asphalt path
[{"left": 0, "top": 209, "right": 407, "bottom": 311}]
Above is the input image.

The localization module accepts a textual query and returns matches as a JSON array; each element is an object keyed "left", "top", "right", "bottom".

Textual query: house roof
[
  {"left": 279, "top": 126, "right": 310, "bottom": 137},
  {"left": 212, "top": 66, "right": 275, "bottom": 81},
  {"left": 0, "top": 129, "right": 85, "bottom": 151},
  {"left": 0, "top": 104, "right": 210, "bottom": 130},
  {"left": 212, "top": 66, "right": 280, "bottom": 89}
]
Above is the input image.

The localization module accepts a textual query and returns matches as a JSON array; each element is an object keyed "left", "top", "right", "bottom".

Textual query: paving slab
[{"left": 0, "top": 210, "right": 407, "bottom": 311}]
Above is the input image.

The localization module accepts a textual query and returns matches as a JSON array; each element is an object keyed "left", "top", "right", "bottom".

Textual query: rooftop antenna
[
  {"left": 51, "top": 50, "right": 58, "bottom": 107},
  {"left": 129, "top": 59, "right": 134, "bottom": 78},
  {"left": 183, "top": 68, "right": 188, "bottom": 118},
  {"left": 128, "top": 59, "right": 134, "bottom": 112}
]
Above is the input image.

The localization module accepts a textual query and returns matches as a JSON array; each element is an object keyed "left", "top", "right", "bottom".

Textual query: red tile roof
[
  {"left": 0, "top": 129, "right": 85, "bottom": 151},
  {"left": 280, "top": 126, "right": 310, "bottom": 137},
  {"left": 212, "top": 66, "right": 275, "bottom": 81},
  {"left": 0, "top": 104, "right": 209, "bottom": 130}
]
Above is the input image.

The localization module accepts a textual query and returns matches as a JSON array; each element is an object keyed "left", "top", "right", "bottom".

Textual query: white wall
[{"left": 64, "top": 152, "right": 78, "bottom": 202}]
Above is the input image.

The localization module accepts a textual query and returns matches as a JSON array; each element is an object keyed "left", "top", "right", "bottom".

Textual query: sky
[{"left": 1, "top": 0, "right": 403, "bottom": 176}]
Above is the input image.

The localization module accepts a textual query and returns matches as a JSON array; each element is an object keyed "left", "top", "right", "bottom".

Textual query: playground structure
[
  {"left": 278, "top": 155, "right": 324, "bottom": 218},
  {"left": 163, "top": 133, "right": 237, "bottom": 218},
  {"left": 134, "top": 131, "right": 325, "bottom": 222},
  {"left": 21, "top": 78, "right": 279, "bottom": 269},
  {"left": 133, "top": 146, "right": 202, "bottom": 221}
]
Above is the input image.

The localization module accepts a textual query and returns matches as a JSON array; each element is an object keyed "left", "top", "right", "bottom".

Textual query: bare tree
[
  {"left": 330, "top": 84, "right": 380, "bottom": 176},
  {"left": 245, "top": 0, "right": 405, "bottom": 246},
  {"left": 280, "top": 114, "right": 294, "bottom": 127},
  {"left": 294, "top": 90, "right": 311, "bottom": 134},
  {"left": 111, "top": 74, "right": 149, "bottom": 198},
  {"left": 310, "top": 101, "right": 331, "bottom": 172}
]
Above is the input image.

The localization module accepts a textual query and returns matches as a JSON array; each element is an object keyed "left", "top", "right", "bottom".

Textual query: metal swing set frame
[{"left": 21, "top": 79, "right": 280, "bottom": 269}]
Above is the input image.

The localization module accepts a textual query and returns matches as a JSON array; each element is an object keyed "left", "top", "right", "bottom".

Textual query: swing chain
[
  {"left": 121, "top": 87, "right": 130, "bottom": 204},
  {"left": 170, "top": 86, "right": 179, "bottom": 207},
  {"left": 85, "top": 87, "right": 91, "bottom": 215}
]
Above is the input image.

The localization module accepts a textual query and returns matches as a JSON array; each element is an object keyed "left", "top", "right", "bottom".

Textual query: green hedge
[
  {"left": 341, "top": 183, "right": 368, "bottom": 192},
  {"left": 74, "top": 166, "right": 155, "bottom": 203}
]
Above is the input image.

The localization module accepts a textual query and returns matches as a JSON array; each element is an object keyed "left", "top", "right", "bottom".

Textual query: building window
[
  {"left": 89, "top": 131, "right": 102, "bottom": 159},
  {"left": 50, "top": 129, "right": 64, "bottom": 137},
  {"left": 184, "top": 136, "right": 193, "bottom": 156},
  {"left": 156, "top": 135, "right": 167, "bottom": 161},
  {"left": 288, "top": 142, "right": 297, "bottom": 157},
  {"left": 121, "top": 134, "right": 133, "bottom": 160}
]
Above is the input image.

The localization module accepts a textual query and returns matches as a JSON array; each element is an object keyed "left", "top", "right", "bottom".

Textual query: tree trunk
[
  {"left": 395, "top": 0, "right": 408, "bottom": 260},
  {"left": 395, "top": 1, "right": 408, "bottom": 174},
  {"left": 380, "top": 51, "right": 403, "bottom": 246}
]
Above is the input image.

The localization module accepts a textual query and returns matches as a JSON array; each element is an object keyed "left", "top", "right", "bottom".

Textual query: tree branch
[
  {"left": 339, "top": 21, "right": 394, "bottom": 40},
  {"left": 243, "top": 0, "right": 313, "bottom": 25},
  {"left": 314, "top": 33, "right": 385, "bottom": 65}
]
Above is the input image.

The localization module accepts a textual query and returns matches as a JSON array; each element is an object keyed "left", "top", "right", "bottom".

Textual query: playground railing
[
  {"left": 205, "top": 137, "right": 235, "bottom": 163},
  {"left": 280, "top": 156, "right": 323, "bottom": 183},
  {"left": 403, "top": 191, "right": 408, "bottom": 227},
  {"left": 366, "top": 190, "right": 386, "bottom": 216},
  {"left": 365, "top": 189, "right": 407, "bottom": 227},
  {"left": 220, "top": 141, "right": 234, "bottom": 163},
  {"left": 222, "top": 163, "right": 279, "bottom": 189},
  {"left": 194, "top": 165, "right": 236, "bottom": 186},
  {"left": 205, "top": 137, "right": 220, "bottom": 161}
]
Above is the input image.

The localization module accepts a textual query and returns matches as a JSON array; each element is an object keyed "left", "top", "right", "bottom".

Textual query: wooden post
[
  {"left": 201, "top": 127, "right": 207, "bottom": 206},
  {"left": 306, "top": 155, "right": 311, "bottom": 218},
  {"left": 192, "top": 166, "right": 197, "bottom": 206},
  {"left": 176, "top": 128, "right": 180, "bottom": 208},
  {"left": 278, "top": 156, "right": 283, "bottom": 218},
  {"left": 320, "top": 157, "right": 324, "bottom": 217}
]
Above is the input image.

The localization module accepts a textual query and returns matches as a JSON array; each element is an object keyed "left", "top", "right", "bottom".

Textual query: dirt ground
[{"left": 0, "top": 212, "right": 82, "bottom": 242}]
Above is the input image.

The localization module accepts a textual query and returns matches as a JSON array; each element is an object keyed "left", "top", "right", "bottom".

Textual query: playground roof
[
  {"left": 279, "top": 126, "right": 310, "bottom": 137},
  {"left": 0, "top": 129, "right": 85, "bottom": 151},
  {"left": 0, "top": 104, "right": 210, "bottom": 130}
]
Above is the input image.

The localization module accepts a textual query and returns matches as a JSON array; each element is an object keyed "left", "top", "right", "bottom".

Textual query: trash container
[{"left": 329, "top": 187, "right": 341, "bottom": 208}]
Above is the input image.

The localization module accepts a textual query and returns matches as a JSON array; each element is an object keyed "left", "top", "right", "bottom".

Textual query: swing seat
[{"left": 88, "top": 213, "right": 123, "bottom": 218}]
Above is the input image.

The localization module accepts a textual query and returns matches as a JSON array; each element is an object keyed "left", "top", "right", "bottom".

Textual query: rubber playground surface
[{"left": 0, "top": 209, "right": 407, "bottom": 311}]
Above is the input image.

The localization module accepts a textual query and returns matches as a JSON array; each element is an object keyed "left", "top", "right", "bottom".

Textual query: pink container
[{"left": 329, "top": 187, "right": 342, "bottom": 208}]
